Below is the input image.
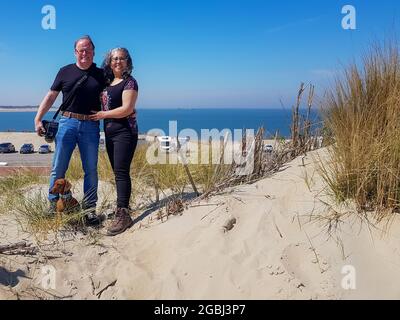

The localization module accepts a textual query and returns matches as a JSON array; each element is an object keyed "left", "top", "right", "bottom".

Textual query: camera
[{"left": 41, "top": 120, "right": 59, "bottom": 143}]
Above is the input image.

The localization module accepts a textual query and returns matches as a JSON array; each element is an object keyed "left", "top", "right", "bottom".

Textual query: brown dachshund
[{"left": 50, "top": 178, "right": 80, "bottom": 214}]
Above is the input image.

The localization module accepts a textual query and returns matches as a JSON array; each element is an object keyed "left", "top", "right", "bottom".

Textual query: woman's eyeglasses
[{"left": 111, "top": 57, "right": 127, "bottom": 62}]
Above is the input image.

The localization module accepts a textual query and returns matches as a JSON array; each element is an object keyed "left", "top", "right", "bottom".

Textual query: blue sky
[{"left": 0, "top": 0, "right": 399, "bottom": 108}]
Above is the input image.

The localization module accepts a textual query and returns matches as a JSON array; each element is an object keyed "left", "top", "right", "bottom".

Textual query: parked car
[
  {"left": 38, "top": 144, "right": 52, "bottom": 154},
  {"left": 264, "top": 144, "right": 273, "bottom": 153},
  {"left": 20, "top": 143, "right": 34, "bottom": 154},
  {"left": 0, "top": 142, "right": 15, "bottom": 153}
]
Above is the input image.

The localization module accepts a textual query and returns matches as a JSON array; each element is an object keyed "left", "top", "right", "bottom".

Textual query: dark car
[
  {"left": 38, "top": 144, "right": 52, "bottom": 154},
  {"left": 20, "top": 143, "right": 34, "bottom": 154},
  {"left": 0, "top": 142, "right": 16, "bottom": 153}
]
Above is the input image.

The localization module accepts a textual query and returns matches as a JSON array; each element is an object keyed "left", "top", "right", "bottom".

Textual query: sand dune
[{"left": 1, "top": 148, "right": 400, "bottom": 299}]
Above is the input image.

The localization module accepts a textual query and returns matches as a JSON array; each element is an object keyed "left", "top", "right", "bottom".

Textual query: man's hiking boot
[
  {"left": 45, "top": 200, "right": 58, "bottom": 217},
  {"left": 107, "top": 208, "right": 133, "bottom": 236},
  {"left": 84, "top": 207, "right": 102, "bottom": 227}
]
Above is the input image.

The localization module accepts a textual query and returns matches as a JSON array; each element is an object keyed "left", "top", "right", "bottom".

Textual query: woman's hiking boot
[{"left": 107, "top": 207, "right": 133, "bottom": 236}]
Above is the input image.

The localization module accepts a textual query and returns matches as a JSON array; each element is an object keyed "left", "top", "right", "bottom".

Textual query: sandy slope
[{"left": 1, "top": 148, "right": 400, "bottom": 300}]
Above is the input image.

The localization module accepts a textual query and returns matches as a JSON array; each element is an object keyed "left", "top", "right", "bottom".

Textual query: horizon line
[{"left": 0, "top": 106, "right": 317, "bottom": 110}]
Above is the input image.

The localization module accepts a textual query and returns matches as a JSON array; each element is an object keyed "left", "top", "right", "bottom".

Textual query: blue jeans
[{"left": 48, "top": 116, "right": 100, "bottom": 208}]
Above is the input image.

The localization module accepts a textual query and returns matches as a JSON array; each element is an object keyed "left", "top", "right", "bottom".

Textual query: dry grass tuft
[{"left": 320, "top": 40, "right": 400, "bottom": 220}]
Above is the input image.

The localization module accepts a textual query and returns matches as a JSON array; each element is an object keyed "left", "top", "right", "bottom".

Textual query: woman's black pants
[{"left": 105, "top": 120, "right": 138, "bottom": 208}]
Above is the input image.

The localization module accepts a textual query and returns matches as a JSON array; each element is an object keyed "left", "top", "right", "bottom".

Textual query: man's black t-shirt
[{"left": 51, "top": 63, "right": 105, "bottom": 115}]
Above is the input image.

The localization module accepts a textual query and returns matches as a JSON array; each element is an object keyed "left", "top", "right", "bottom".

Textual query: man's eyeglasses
[
  {"left": 111, "top": 57, "right": 127, "bottom": 62},
  {"left": 76, "top": 48, "right": 93, "bottom": 54}
]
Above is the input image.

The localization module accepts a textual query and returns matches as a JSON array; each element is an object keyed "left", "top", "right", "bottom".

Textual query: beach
[
  {"left": 3, "top": 0, "right": 399, "bottom": 303},
  {"left": 1, "top": 147, "right": 400, "bottom": 299}
]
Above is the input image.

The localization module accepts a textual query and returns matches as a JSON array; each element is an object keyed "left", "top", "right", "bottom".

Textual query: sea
[{"left": 0, "top": 108, "right": 321, "bottom": 138}]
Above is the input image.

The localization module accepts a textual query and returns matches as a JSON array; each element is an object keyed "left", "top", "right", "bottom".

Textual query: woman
[{"left": 89, "top": 47, "right": 138, "bottom": 236}]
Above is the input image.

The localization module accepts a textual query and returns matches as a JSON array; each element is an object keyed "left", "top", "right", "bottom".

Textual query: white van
[
  {"left": 157, "top": 136, "right": 191, "bottom": 153},
  {"left": 157, "top": 136, "right": 172, "bottom": 152}
]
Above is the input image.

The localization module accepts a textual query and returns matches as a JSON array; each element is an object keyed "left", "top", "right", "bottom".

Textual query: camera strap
[{"left": 52, "top": 73, "right": 89, "bottom": 121}]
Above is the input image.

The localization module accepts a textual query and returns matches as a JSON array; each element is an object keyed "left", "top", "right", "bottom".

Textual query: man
[{"left": 34, "top": 35, "right": 105, "bottom": 226}]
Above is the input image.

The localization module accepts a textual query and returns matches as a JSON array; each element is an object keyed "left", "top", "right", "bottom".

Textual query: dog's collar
[{"left": 60, "top": 192, "right": 72, "bottom": 200}]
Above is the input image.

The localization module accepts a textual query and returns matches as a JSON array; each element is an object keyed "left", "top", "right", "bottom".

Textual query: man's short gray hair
[{"left": 74, "top": 35, "right": 95, "bottom": 51}]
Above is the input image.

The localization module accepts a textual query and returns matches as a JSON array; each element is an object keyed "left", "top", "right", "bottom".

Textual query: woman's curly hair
[{"left": 102, "top": 47, "right": 133, "bottom": 85}]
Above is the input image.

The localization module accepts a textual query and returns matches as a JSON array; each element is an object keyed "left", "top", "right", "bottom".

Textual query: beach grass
[
  {"left": 0, "top": 171, "right": 47, "bottom": 214},
  {"left": 0, "top": 143, "right": 234, "bottom": 234},
  {"left": 13, "top": 191, "right": 81, "bottom": 235},
  {"left": 66, "top": 143, "right": 233, "bottom": 198},
  {"left": 320, "top": 40, "right": 400, "bottom": 219}
]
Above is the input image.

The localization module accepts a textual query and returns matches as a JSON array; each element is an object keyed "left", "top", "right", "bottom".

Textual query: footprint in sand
[
  {"left": 223, "top": 218, "right": 237, "bottom": 233},
  {"left": 280, "top": 243, "right": 330, "bottom": 291}
]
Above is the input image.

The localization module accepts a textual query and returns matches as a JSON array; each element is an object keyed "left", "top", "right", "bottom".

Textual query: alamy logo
[
  {"left": 342, "top": 5, "right": 356, "bottom": 30},
  {"left": 42, "top": 5, "right": 56, "bottom": 30},
  {"left": 145, "top": 121, "right": 256, "bottom": 176},
  {"left": 341, "top": 265, "right": 356, "bottom": 290},
  {"left": 40, "top": 265, "right": 56, "bottom": 290}
]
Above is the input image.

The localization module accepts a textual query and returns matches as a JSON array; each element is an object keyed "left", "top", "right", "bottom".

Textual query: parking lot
[
  {"left": 0, "top": 133, "right": 150, "bottom": 168},
  {"left": 0, "top": 140, "right": 148, "bottom": 168},
  {"left": 0, "top": 152, "right": 53, "bottom": 167}
]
